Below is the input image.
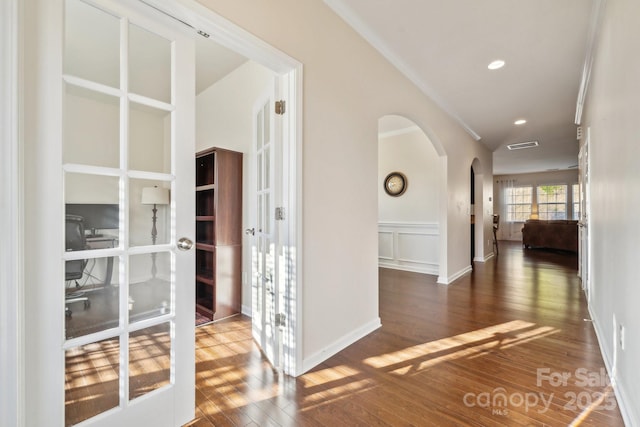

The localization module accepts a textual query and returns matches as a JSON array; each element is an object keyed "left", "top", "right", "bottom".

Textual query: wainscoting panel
[{"left": 378, "top": 222, "right": 439, "bottom": 275}]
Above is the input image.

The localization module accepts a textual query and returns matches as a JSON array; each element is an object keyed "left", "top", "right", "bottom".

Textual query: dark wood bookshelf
[{"left": 194, "top": 147, "right": 242, "bottom": 322}]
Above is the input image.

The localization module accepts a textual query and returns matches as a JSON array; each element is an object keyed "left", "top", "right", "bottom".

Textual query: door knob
[
  {"left": 245, "top": 228, "right": 255, "bottom": 236},
  {"left": 177, "top": 237, "right": 193, "bottom": 251}
]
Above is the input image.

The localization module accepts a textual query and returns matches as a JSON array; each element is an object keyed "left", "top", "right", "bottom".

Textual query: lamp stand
[
  {"left": 151, "top": 203, "right": 158, "bottom": 245},
  {"left": 151, "top": 203, "right": 158, "bottom": 279}
]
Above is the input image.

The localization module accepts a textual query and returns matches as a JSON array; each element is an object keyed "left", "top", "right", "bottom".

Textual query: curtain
[{"left": 496, "top": 178, "right": 515, "bottom": 240}]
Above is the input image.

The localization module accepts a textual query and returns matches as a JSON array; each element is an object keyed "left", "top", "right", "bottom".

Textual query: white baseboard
[
  {"left": 589, "top": 305, "right": 637, "bottom": 426},
  {"left": 301, "top": 317, "right": 381, "bottom": 374},
  {"left": 241, "top": 304, "right": 251, "bottom": 317},
  {"left": 378, "top": 260, "right": 438, "bottom": 276},
  {"left": 474, "top": 252, "right": 494, "bottom": 263},
  {"left": 437, "top": 265, "right": 472, "bottom": 285}
]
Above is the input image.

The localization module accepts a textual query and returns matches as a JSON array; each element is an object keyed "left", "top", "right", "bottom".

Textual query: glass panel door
[
  {"left": 251, "top": 96, "right": 280, "bottom": 368},
  {"left": 61, "top": 0, "right": 195, "bottom": 425}
]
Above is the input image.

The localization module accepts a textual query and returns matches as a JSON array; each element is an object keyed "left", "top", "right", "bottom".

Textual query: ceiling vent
[{"left": 507, "top": 140, "right": 539, "bottom": 150}]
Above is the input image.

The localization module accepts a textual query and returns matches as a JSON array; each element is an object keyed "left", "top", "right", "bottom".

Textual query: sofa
[{"left": 522, "top": 219, "right": 578, "bottom": 252}]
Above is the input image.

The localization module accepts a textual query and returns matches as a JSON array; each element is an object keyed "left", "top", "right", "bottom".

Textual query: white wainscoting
[{"left": 378, "top": 222, "right": 439, "bottom": 275}]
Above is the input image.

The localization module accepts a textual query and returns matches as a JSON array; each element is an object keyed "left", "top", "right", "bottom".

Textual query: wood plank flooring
[{"left": 189, "top": 242, "right": 625, "bottom": 426}]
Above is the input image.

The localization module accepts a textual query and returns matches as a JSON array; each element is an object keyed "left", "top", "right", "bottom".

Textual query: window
[
  {"left": 572, "top": 184, "right": 580, "bottom": 220},
  {"left": 505, "top": 186, "right": 532, "bottom": 222},
  {"left": 537, "top": 185, "right": 567, "bottom": 220}
]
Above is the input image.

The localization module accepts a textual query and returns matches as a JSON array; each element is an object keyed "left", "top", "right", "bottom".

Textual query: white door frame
[
  {"left": 141, "top": 0, "right": 303, "bottom": 376},
  {"left": 0, "top": 0, "right": 24, "bottom": 425}
]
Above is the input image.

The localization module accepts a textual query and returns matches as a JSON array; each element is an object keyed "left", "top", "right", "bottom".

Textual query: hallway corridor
[{"left": 189, "top": 242, "right": 624, "bottom": 426}]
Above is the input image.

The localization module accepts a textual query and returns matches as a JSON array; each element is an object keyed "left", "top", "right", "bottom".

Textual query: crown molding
[
  {"left": 324, "top": 0, "right": 481, "bottom": 141},
  {"left": 575, "top": 0, "right": 606, "bottom": 125}
]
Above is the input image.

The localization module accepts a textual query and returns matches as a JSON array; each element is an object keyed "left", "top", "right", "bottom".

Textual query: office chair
[
  {"left": 66, "top": 214, "right": 90, "bottom": 317},
  {"left": 492, "top": 214, "right": 500, "bottom": 255}
]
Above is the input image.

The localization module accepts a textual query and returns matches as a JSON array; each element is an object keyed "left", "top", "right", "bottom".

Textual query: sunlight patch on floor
[{"left": 363, "top": 320, "right": 560, "bottom": 375}]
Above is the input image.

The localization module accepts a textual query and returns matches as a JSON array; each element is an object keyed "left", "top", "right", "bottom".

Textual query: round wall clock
[{"left": 384, "top": 172, "right": 407, "bottom": 196}]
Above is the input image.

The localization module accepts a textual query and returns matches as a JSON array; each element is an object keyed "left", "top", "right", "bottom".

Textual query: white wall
[
  {"left": 196, "top": 60, "right": 274, "bottom": 313},
  {"left": 378, "top": 123, "right": 441, "bottom": 274},
  {"left": 198, "top": 0, "right": 493, "bottom": 369},
  {"left": 581, "top": 0, "right": 640, "bottom": 423}
]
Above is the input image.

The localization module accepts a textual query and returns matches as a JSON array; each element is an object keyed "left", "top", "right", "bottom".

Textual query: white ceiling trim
[
  {"left": 142, "top": 0, "right": 300, "bottom": 73},
  {"left": 575, "top": 0, "right": 606, "bottom": 125},
  {"left": 324, "top": 0, "right": 482, "bottom": 142}
]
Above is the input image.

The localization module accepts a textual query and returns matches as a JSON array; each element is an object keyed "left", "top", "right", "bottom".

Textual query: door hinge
[
  {"left": 275, "top": 313, "right": 286, "bottom": 327},
  {"left": 275, "top": 207, "right": 285, "bottom": 221},
  {"left": 275, "top": 100, "right": 286, "bottom": 115}
]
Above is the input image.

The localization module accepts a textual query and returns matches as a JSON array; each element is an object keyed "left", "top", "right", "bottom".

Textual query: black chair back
[{"left": 66, "top": 215, "right": 86, "bottom": 280}]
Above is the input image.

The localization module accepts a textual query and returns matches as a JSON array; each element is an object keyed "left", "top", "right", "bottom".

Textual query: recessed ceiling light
[
  {"left": 507, "top": 141, "right": 539, "bottom": 150},
  {"left": 488, "top": 60, "right": 505, "bottom": 70},
  {"left": 514, "top": 119, "right": 527, "bottom": 125}
]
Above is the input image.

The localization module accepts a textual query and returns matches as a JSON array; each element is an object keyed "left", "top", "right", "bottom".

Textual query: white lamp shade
[{"left": 141, "top": 186, "right": 170, "bottom": 205}]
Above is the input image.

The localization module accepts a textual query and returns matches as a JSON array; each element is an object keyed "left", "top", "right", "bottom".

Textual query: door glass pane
[
  {"left": 263, "top": 103, "right": 270, "bottom": 143},
  {"left": 265, "top": 193, "right": 271, "bottom": 234},
  {"left": 64, "top": 173, "right": 120, "bottom": 214},
  {"left": 64, "top": 84, "right": 120, "bottom": 168},
  {"left": 64, "top": 0, "right": 120, "bottom": 88},
  {"left": 65, "top": 255, "right": 120, "bottom": 339},
  {"left": 265, "top": 146, "right": 270, "bottom": 189},
  {"left": 129, "top": 24, "right": 171, "bottom": 103},
  {"left": 129, "top": 252, "right": 172, "bottom": 323},
  {"left": 257, "top": 194, "right": 263, "bottom": 232},
  {"left": 63, "top": 179, "right": 121, "bottom": 336},
  {"left": 256, "top": 111, "right": 263, "bottom": 149},
  {"left": 129, "top": 323, "right": 171, "bottom": 400},
  {"left": 65, "top": 337, "right": 120, "bottom": 426},
  {"left": 64, "top": 173, "right": 122, "bottom": 242},
  {"left": 257, "top": 152, "right": 263, "bottom": 191},
  {"left": 130, "top": 179, "right": 171, "bottom": 247},
  {"left": 129, "top": 101, "right": 171, "bottom": 174}
]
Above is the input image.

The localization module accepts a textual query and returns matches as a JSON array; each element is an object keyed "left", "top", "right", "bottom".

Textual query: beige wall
[
  {"left": 378, "top": 126, "right": 441, "bottom": 223},
  {"left": 581, "top": 0, "right": 640, "bottom": 423},
  {"left": 197, "top": 0, "right": 493, "bottom": 368}
]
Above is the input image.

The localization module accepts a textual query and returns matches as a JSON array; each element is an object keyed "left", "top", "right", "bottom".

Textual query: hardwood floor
[{"left": 190, "top": 241, "right": 624, "bottom": 426}]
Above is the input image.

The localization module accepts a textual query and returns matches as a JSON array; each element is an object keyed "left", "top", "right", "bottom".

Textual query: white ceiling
[
  {"left": 326, "top": 0, "right": 595, "bottom": 175},
  {"left": 195, "top": 36, "right": 248, "bottom": 94}
]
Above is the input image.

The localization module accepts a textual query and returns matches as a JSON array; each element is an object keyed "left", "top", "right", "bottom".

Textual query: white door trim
[
  {"left": 0, "top": 0, "right": 24, "bottom": 425},
  {"left": 141, "top": 0, "right": 303, "bottom": 376}
]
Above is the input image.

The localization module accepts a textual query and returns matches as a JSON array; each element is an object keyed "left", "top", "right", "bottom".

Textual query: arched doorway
[{"left": 377, "top": 115, "right": 442, "bottom": 276}]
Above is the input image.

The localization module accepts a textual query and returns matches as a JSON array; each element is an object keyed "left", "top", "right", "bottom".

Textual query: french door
[
  {"left": 251, "top": 85, "right": 286, "bottom": 370},
  {"left": 252, "top": 92, "right": 279, "bottom": 368},
  {"left": 578, "top": 133, "right": 590, "bottom": 301},
  {"left": 24, "top": 0, "right": 195, "bottom": 425}
]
